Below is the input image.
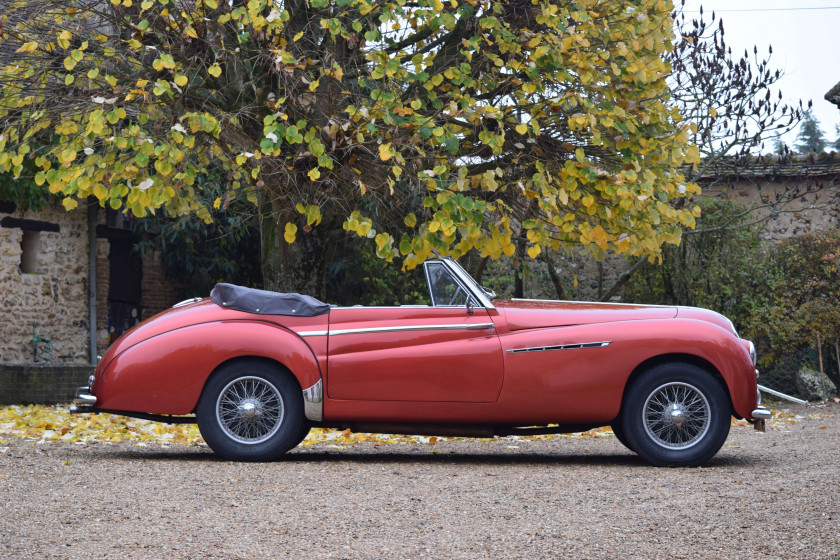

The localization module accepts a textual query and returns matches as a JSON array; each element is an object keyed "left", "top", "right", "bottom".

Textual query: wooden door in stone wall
[{"left": 108, "top": 238, "right": 142, "bottom": 343}]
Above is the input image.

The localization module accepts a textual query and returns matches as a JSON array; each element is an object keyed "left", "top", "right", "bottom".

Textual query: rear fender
[{"left": 94, "top": 321, "right": 321, "bottom": 415}]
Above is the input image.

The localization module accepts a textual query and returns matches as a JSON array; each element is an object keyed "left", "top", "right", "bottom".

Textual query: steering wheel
[{"left": 448, "top": 286, "right": 462, "bottom": 306}]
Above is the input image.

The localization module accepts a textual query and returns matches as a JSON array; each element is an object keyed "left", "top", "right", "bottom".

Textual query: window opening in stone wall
[
  {"left": 1, "top": 216, "right": 60, "bottom": 274},
  {"left": 20, "top": 229, "right": 41, "bottom": 273}
]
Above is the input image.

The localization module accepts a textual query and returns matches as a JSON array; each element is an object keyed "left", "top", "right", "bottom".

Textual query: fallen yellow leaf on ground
[{"left": 0, "top": 405, "right": 793, "bottom": 449}]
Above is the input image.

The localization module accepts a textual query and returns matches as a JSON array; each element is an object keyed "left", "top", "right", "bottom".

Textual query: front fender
[
  {"left": 94, "top": 320, "right": 322, "bottom": 415},
  {"left": 499, "top": 318, "right": 757, "bottom": 423}
]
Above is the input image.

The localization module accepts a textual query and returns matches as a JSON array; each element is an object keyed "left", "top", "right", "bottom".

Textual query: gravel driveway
[{"left": 1, "top": 403, "right": 838, "bottom": 560}]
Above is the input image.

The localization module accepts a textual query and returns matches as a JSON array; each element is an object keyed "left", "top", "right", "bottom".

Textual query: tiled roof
[{"left": 694, "top": 157, "right": 840, "bottom": 181}]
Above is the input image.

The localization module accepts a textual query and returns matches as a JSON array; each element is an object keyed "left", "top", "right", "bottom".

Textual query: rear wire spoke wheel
[
  {"left": 196, "top": 361, "right": 305, "bottom": 461},
  {"left": 621, "top": 362, "right": 731, "bottom": 467},
  {"left": 216, "top": 376, "right": 285, "bottom": 445}
]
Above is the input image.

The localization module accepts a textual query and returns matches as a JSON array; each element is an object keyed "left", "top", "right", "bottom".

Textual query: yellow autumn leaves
[
  {"left": 0, "top": 0, "right": 703, "bottom": 269},
  {"left": 0, "top": 405, "right": 790, "bottom": 450}
]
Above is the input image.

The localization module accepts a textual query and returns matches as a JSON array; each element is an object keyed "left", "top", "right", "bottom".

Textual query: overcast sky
[{"left": 680, "top": 0, "right": 840, "bottom": 150}]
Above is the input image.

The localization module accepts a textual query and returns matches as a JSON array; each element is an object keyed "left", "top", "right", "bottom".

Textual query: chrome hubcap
[
  {"left": 643, "top": 382, "right": 710, "bottom": 450},
  {"left": 239, "top": 400, "right": 260, "bottom": 419},
  {"left": 668, "top": 405, "right": 685, "bottom": 428},
  {"left": 216, "top": 376, "right": 284, "bottom": 444}
]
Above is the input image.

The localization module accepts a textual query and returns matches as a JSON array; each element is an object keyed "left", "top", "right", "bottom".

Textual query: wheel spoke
[
  {"left": 642, "top": 381, "right": 710, "bottom": 450},
  {"left": 215, "top": 376, "right": 286, "bottom": 445}
]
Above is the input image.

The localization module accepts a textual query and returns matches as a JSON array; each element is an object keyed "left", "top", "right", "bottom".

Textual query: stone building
[
  {"left": 700, "top": 159, "right": 840, "bottom": 240},
  {"left": 545, "top": 158, "right": 840, "bottom": 302},
  {"left": 0, "top": 200, "right": 180, "bottom": 366}
]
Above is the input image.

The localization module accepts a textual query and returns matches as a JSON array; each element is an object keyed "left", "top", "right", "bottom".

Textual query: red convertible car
[{"left": 71, "top": 257, "right": 769, "bottom": 466}]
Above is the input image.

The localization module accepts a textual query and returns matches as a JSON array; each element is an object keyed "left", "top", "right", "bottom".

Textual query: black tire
[
  {"left": 620, "top": 362, "right": 731, "bottom": 467},
  {"left": 293, "top": 420, "right": 312, "bottom": 449},
  {"left": 610, "top": 419, "right": 635, "bottom": 453},
  {"left": 196, "top": 360, "right": 305, "bottom": 461}
]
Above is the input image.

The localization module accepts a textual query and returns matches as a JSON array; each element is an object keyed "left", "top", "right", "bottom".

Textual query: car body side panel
[
  {"left": 322, "top": 318, "right": 756, "bottom": 424},
  {"left": 94, "top": 321, "right": 323, "bottom": 415},
  {"left": 326, "top": 306, "right": 503, "bottom": 402}
]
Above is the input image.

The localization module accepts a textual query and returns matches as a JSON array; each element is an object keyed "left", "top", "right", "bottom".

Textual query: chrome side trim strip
[
  {"left": 329, "top": 323, "right": 495, "bottom": 336},
  {"left": 509, "top": 298, "right": 672, "bottom": 308},
  {"left": 507, "top": 341, "right": 612, "bottom": 354},
  {"left": 302, "top": 379, "right": 323, "bottom": 422},
  {"left": 297, "top": 330, "right": 328, "bottom": 337}
]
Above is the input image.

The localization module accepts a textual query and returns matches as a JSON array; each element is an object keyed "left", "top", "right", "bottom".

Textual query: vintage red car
[{"left": 71, "top": 257, "right": 769, "bottom": 466}]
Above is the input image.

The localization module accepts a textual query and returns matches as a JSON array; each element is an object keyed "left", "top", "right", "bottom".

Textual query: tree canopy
[
  {"left": 668, "top": 4, "right": 804, "bottom": 174},
  {"left": 1, "top": 0, "right": 700, "bottom": 294}
]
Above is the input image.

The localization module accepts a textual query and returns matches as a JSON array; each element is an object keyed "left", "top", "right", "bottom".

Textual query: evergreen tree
[
  {"left": 795, "top": 111, "right": 827, "bottom": 154},
  {"left": 834, "top": 124, "right": 840, "bottom": 151}
]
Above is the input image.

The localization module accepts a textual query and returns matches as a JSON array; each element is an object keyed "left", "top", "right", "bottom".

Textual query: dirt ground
[{"left": 1, "top": 403, "right": 838, "bottom": 560}]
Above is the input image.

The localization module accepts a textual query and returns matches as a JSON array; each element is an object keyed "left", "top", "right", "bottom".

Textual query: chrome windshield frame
[{"left": 423, "top": 258, "right": 496, "bottom": 310}]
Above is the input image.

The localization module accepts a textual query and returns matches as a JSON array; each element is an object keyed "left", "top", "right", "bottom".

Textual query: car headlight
[{"left": 748, "top": 341, "right": 757, "bottom": 366}]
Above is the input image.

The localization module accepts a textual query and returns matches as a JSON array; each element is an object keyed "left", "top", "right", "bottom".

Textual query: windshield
[{"left": 424, "top": 262, "right": 471, "bottom": 307}]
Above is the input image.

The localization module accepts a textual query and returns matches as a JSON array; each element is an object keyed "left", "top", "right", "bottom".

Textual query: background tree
[
  {"left": 669, "top": 1, "right": 804, "bottom": 176},
  {"left": 834, "top": 124, "right": 840, "bottom": 151},
  {"left": 0, "top": 0, "right": 700, "bottom": 297},
  {"left": 624, "top": 197, "right": 763, "bottom": 322},
  {"left": 591, "top": 2, "right": 813, "bottom": 302},
  {"left": 795, "top": 111, "right": 827, "bottom": 154}
]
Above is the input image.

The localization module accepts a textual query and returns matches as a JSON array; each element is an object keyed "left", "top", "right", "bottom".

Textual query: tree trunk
[
  {"left": 474, "top": 256, "right": 490, "bottom": 284},
  {"left": 260, "top": 197, "right": 331, "bottom": 299},
  {"left": 599, "top": 256, "right": 648, "bottom": 302},
  {"left": 514, "top": 236, "right": 526, "bottom": 299},
  {"left": 540, "top": 250, "right": 566, "bottom": 300}
]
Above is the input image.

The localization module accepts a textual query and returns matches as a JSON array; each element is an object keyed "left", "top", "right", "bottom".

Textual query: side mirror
[{"left": 466, "top": 296, "right": 475, "bottom": 316}]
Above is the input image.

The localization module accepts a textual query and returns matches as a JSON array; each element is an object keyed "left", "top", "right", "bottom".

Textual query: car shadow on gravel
[{"left": 78, "top": 446, "right": 768, "bottom": 468}]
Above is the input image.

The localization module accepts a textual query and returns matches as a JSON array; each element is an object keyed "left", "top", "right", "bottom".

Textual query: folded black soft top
[{"left": 210, "top": 283, "right": 331, "bottom": 316}]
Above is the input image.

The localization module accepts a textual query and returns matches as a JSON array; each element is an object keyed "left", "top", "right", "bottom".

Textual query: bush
[
  {"left": 624, "top": 198, "right": 765, "bottom": 328},
  {"left": 624, "top": 199, "right": 840, "bottom": 395},
  {"left": 745, "top": 230, "right": 840, "bottom": 372}
]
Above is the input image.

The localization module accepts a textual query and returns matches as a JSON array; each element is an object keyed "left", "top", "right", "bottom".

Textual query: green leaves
[{"left": 0, "top": 0, "right": 701, "bottom": 277}]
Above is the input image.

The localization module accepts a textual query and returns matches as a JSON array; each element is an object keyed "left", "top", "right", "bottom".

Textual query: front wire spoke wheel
[
  {"left": 643, "top": 381, "right": 710, "bottom": 450},
  {"left": 215, "top": 375, "right": 285, "bottom": 445}
]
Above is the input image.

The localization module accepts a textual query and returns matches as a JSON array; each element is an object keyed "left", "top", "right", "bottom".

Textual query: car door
[{"left": 326, "top": 263, "right": 504, "bottom": 402}]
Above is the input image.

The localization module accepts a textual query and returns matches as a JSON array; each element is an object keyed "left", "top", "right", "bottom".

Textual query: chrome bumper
[
  {"left": 751, "top": 405, "right": 771, "bottom": 432},
  {"left": 751, "top": 406, "right": 772, "bottom": 420},
  {"left": 69, "top": 386, "right": 97, "bottom": 413}
]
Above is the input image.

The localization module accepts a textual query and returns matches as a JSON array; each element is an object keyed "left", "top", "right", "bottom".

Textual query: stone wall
[
  {"left": 0, "top": 364, "right": 94, "bottom": 405},
  {"left": 704, "top": 174, "right": 840, "bottom": 241},
  {"left": 1, "top": 204, "right": 181, "bottom": 367},
  {"left": 531, "top": 169, "right": 840, "bottom": 302},
  {"left": 0, "top": 206, "right": 91, "bottom": 364}
]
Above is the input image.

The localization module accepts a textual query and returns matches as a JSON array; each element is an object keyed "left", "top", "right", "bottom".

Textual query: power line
[{"left": 686, "top": 6, "right": 840, "bottom": 12}]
